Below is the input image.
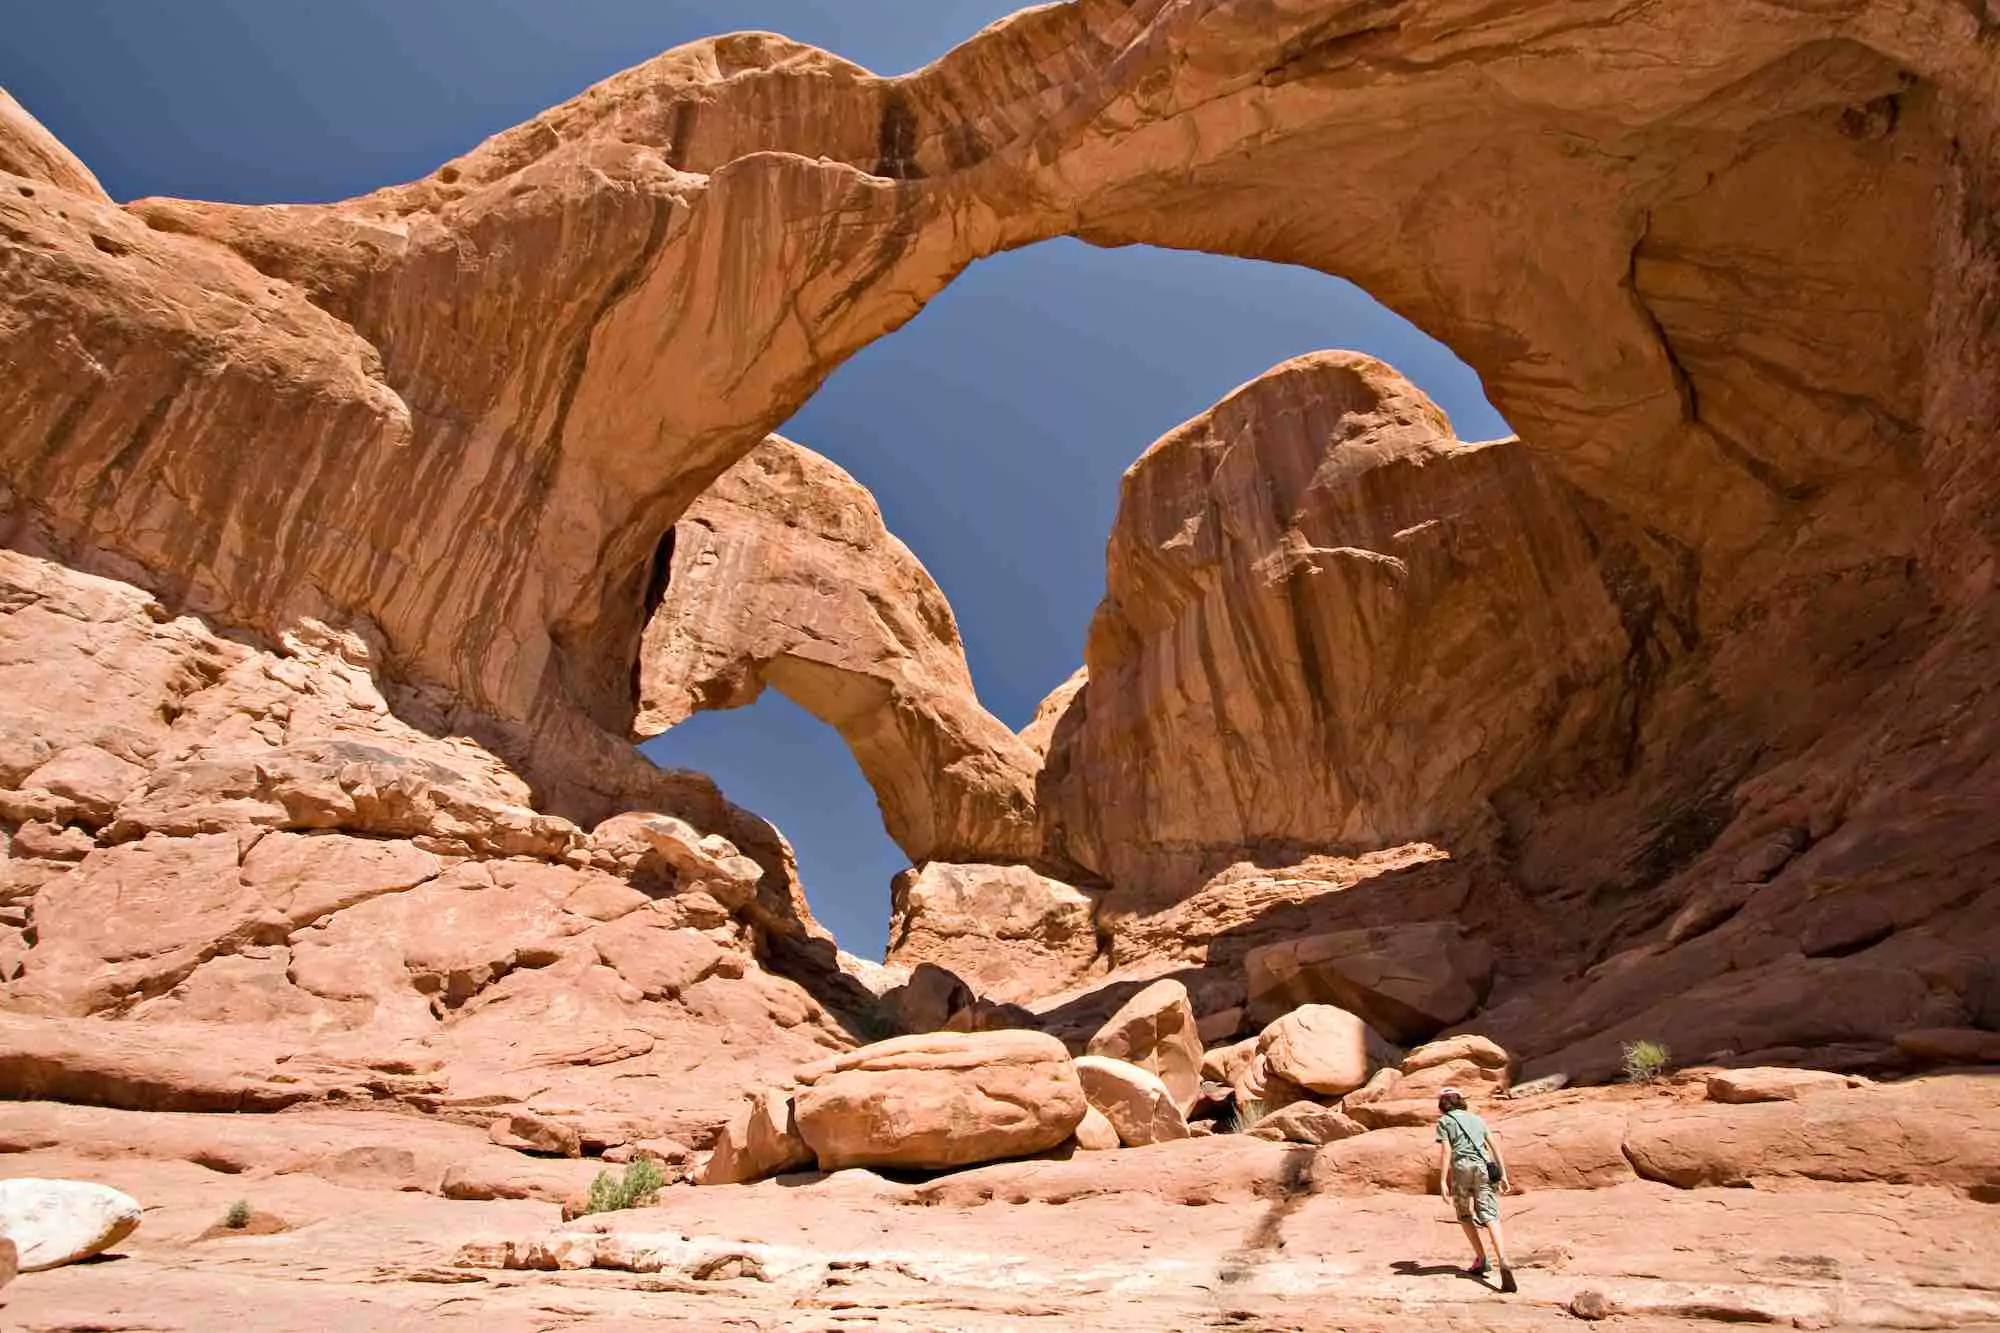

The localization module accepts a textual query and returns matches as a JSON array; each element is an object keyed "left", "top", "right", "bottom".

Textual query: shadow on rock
[{"left": 1215, "top": 1144, "right": 1317, "bottom": 1287}]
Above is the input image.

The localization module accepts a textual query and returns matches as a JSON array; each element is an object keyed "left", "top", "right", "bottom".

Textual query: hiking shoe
[
  {"left": 1464, "top": 1260, "right": 1489, "bottom": 1278},
  {"left": 1499, "top": 1267, "right": 1519, "bottom": 1294}
]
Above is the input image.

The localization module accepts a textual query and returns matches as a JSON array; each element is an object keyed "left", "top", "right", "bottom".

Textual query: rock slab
[{"left": 0, "top": 1178, "right": 142, "bottom": 1271}]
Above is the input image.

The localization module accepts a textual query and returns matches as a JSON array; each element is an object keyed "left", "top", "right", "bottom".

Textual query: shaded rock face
[{"left": 637, "top": 437, "right": 1042, "bottom": 866}]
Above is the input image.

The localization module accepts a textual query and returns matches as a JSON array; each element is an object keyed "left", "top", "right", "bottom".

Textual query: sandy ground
[{"left": 4, "top": 1129, "right": 1998, "bottom": 1332}]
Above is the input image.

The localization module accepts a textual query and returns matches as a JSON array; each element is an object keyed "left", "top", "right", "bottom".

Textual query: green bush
[
  {"left": 223, "top": 1199, "right": 252, "bottom": 1230},
  {"left": 581, "top": 1157, "right": 667, "bottom": 1215},
  {"left": 1621, "top": 1038, "right": 1672, "bottom": 1084}
]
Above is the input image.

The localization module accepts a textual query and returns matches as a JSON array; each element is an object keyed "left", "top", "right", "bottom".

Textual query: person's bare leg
[
  {"left": 1457, "top": 1218, "right": 1489, "bottom": 1270},
  {"left": 1483, "top": 1215, "right": 1516, "bottom": 1290}
]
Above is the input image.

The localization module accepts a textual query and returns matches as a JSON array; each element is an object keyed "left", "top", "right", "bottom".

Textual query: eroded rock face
[
  {"left": 637, "top": 438, "right": 1043, "bottom": 865},
  {"left": 0, "top": 549, "right": 852, "bottom": 1143},
  {"left": 885, "top": 861, "right": 1101, "bottom": 1005}
]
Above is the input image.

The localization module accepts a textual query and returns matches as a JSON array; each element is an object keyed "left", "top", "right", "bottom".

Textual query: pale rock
[
  {"left": 1074, "top": 1104, "right": 1120, "bottom": 1152},
  {"left": 0, "top": 1178, "right": 142, "bottom": 1271},
  {"left": 1705, "top": 1067, "right": 1858, "bottom": 1103},
  {"left": 1072, "top": 1054, "right": 1191, "bottom": 1148},
  {"left": 1258, "top": 1005, "right": 1394, "bottom": 1097},
  {"left": 887, "top": 861, "right": 1100, "bottom": 1004},
  {"left": 1085, "top": 978, "right": 1203, "bottom": 1112},
  {"left": 793, "top": 1031, "right": 1085, "bottom": 1171}
]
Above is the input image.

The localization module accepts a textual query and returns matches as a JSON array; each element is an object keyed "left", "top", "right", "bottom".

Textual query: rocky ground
[{"left": 3, "top": 1079, "right": 1997, "bottom": 1331}]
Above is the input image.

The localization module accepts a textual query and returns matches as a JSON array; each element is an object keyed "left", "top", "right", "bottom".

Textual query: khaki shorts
[{"left": 1449, "top": 1157, "right": 1498, "bottom": 1227}]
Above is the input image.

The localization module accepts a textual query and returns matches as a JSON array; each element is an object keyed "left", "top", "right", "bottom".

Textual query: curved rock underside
[
  {"left": 635, "top": 435, "right": 1041, "bottom": 865},
  {"left": 3, "top": 0, "right": 1999, "bottom": 1093}
]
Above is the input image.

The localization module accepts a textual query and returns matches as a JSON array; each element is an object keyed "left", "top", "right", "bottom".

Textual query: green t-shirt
[{"left": 1435, "top": 1109, "right": 1491, "bottom": 1166}]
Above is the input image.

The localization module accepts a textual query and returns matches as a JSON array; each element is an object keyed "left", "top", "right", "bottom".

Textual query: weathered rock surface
[
  {"left": 885, "top": 861, "right": 1101, "bottom": 1005},
  {"left": 792, "top": 1030, "right": 1085, "bottom": 1171},
  {"left": 0, "top": 1178, "right": 142, "bottom": 1271},
  {"left": 1072, "top": 1054, "right": 1189, "bottom": 1148},
  {"left": 1084, "top": 978, "right": 1203, "bottom": 1112},
  {"left": 1073, "top": 1103, "right": 1120, "bottom": 1152},
  {"left": 0, "top": 549, "right": 853, "bottom": 1144},
  {"left": 696, "top": 1087, "right": 814, "bottom": 1185},
  {"left": 1249, "top": 1101, "right": 1368, "bottom": 1147},
  {"left": 638, "top": 437, "right": 1043, "bottom": 865},
  {"left": 1258, "top": 1005, "right": 1394, "bottom": 1098},
  {"left": 1705, "top": 1067, "right": 1859, "bottom": 1104}
]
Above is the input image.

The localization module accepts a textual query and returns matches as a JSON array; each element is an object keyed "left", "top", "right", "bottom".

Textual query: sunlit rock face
[
  {"left": 1, "top": 0, "right": 1998, "bottom": 1079},
  {"left": 635, "top": 436, "right": 1042, "bottom": 867}
]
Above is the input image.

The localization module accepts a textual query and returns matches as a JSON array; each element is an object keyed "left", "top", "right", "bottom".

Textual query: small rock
[
  {"left": 1570, "top": 1289, "right": 1614, "bottom": 1320},
  {"left": 0, "top": 1178, "right": 143, "bottom": 1271},
  {"left": 488, "top": 1109, "right": 582, "bottom": 1157},
  {"left": 1500, "top": 1073, "right": 1569, "bottom": 1100},
  {"left": 0, "top": 1235, "right": 16, "bottom": 1290},
  {"left": 1248, "top": 1103, "right": 1368, "bottom": 1146}
]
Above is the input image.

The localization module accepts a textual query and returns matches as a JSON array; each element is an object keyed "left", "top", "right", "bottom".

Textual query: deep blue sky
[{"left": 3, "top": 2, "right": 1505, "bottom": 959}]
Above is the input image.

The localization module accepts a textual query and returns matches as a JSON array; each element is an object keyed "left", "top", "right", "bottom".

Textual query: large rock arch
[{"left": 3, "top": 2, "right": 1998, "bottom": 1072}]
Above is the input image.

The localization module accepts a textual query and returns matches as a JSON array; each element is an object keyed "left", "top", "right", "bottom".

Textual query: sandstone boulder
[
  {"left": 1202, "top": 1036, "right": 1261, "bottom": 1089},
  {"left": 1073, "top": 1054, "right": 1191, "bottom": 1148},
  {"left": 0, "top": 1234, "right": 15, "bottom": 1290},
  {"left": 1074, "top": 1104, "right": 1120, "bottom": 1152},
  {"left": 1230, "top": 1051, "right": 1312, "bottom": 1113},
  {"left": 1258, "top": 1005, "right": 1393, "bottom": 1097},
  {"left": 1248, "top": 1102, "right": 1368, "bottom": 1146},
  {"left": 1085, "top": 978, "right": 1203, "bottom": 1112},
  {"left": 1244, "top": 923, "right": 1493, "bottom": 1041},
  {"left": 1705, "top": 1068, "right": 1857, "bottom": 1104},
  {"left": 793, "top": 1031, "right": 1085, "bottom": 1172},
  {"left": 697, "top": 1088, "right": 814, "bottom": 1185},
  {"left": 1397, "top": 1034, "right": 1513, "bottom": 1099},
  {"left": 488, "top": 1109, "right": 582, "bottom": 1158},
  {"left": 0, "top": 1178, "right": 142, "bottom": 1271}
]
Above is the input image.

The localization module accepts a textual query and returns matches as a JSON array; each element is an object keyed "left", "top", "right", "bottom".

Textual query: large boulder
[
  {"left": 1244, "top": 922, "right": 1494, "bottom": 1041},
  {"left": 792, "top": 1031, "right": 1085, "bottom": 1171},
  {"left": 1397, "top": 1033, "right": 1513, "bottom": 1099},
  {"left": 1073, "top": 1054, "right": 1191, "bottom": 1148},
  {"left": 0, "top": 1178, "right": 142, "bottom": 1271},
  {"left": 1085, "top": 978, "right": 1204, "bottom": 1112},
  {"left": 1258, "top": 1004, "right": 1396, "bottom": 1097},
  {"left": 697, "top": 1088, "right": 815, "bottom": 1185}
]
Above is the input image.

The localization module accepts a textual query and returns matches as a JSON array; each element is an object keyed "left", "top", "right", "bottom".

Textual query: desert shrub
[
  {"left": 581, "top": 1157, "right": 667, "bottom": 1215},
  {"left": 224, "top": 1199, "right": 252, "bottom": 1230},
  {"left": 1621, "top": 1038, "right": 1671, "bottom": 1084},
  {"left": 1224, "top": 1098, "right": 1269, "bottom": 1135}
]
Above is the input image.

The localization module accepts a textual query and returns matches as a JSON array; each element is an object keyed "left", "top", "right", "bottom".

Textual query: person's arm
[
  {"left": 1488, "top": 1128, "right": 1515, "bottom": 1193},
  {"left": 1436, "top": 1139, "right": 1450, "bottom": 1197}
]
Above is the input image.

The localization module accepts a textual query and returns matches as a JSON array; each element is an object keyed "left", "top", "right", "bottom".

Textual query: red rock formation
[
  {"left": 637, "top": 436, "right": 1041, "bottom": 865},
  {"left": 1, "top": 0, "right": 1997, "bottom": 1098}
]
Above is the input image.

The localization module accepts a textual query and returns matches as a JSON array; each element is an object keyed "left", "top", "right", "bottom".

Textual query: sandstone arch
[{"left": 3, "top": 2, "right": 1998, "bottom": 1071}]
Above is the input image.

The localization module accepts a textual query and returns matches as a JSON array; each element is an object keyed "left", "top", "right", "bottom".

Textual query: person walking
[{"left": 1434, "top": 1085, "right": 1516, "bottom": 1292}]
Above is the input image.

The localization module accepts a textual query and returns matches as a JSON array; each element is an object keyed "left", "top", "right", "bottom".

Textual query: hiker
[{"left": 1434, "top": 1085, "right": 1516, "bottom": 1292}]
